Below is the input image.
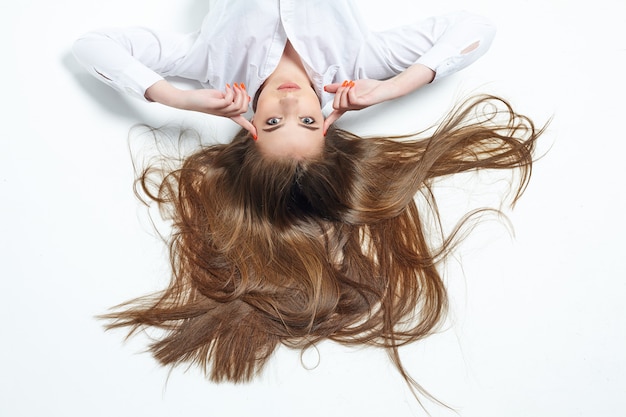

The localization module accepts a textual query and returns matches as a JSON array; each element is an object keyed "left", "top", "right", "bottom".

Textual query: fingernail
[
  {"left": 252, "top": 134, "right": 258, "bottom": 141},
  {"left": 349, "top": 81, "right": 355, "bottom": 87},
  {"left": 234, "top": 83, "right": 239, "bottom": 89},
  {"left": 226, "top": 83, "right": 231, "bottom": 89},
  {"left": 241, "top": 82, "right": 246, "bottom": 90},
  {"left": 342, "top": 80, "right": 348, "bottom": 87}
]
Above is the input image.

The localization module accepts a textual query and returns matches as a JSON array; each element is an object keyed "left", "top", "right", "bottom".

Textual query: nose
[{"left": 279, "top": 95, "right": 298, "bottom": 106}]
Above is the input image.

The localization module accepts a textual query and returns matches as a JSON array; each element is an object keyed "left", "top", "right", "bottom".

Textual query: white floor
[{"left": 2, "top": 1, "right": 625, "bottom": 416}]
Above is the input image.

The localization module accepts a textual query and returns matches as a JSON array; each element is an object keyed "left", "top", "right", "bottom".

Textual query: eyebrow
[{"left": 262, "top": 124, "right": 320, "bottom": 133}]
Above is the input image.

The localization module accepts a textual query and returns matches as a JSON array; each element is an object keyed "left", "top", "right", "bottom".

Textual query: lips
[{"left": 277, "top": 82, "right": 301, "bottom": 90}]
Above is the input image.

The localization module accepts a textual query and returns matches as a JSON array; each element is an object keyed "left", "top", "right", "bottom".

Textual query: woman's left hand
[
  {"left": 323, "top": 79, "right": 399, "bottom": 133},
  {"left": 323, "top": 65, "right": 435, "bottom": 134}
]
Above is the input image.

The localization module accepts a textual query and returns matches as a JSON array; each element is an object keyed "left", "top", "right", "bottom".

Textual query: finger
[
  {"left": 339, "top": 83, "right": 352, "bottom": 109},
  {"left": 236, "top": 83, "right": 251, "bottom": 113},
  {"left": 231, "top": 83, "right": 246, "bottom": 112},
  {"left": 335, "top": 80, "right": 356, "bottom": 111},
  {"left": 332, "top": 81, "right": 349, "bottom": 111},
  {"left": 210, "top": 86, "right": 233, "bottom": 112},
  {"left": 323, "top": 83, "right": 343, "bottom": 94},
  {"left": 347, "top": 82, "right": 361, "bottom": 107},
  {"left": 323, "top": 109, "right": 345, "bottom": 135},
  {"left": 220, "top": 84, "right": 244, "bottom": 116},
  {"left": 222, "top": 84, "right": 234, "bottom": 106},
  {"left": 333, "top": 82, "right": 350, "bottom": 110},
  {"left": 231, "top": 115, "right": 257, "bottom": 140},
  {"left": 236, "top": 83, "right": 252, "bottom": 113}
]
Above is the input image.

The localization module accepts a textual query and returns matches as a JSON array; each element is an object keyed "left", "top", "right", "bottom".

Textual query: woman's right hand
[{"left": 145, "top": 81, "right": 257, "bottom": 138}]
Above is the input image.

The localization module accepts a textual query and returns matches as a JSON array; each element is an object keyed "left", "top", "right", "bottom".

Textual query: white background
[{"left": 2, "top": 0, "right": 625, "bottom": 416}]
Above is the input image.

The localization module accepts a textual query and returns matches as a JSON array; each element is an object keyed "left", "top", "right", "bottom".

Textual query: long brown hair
[{"left": 103, "top": 94, "right": 544, "bottom": 402}]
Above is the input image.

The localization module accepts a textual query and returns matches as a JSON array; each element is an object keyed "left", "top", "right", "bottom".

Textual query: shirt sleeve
[
  {"left": 414, "top": 11, "right": 497, "bottom": 80},
  {"left": 72, "top": 27, "right": 198, "bottom": 101},
  {"left": 360, "top": 11, "right": 496, "bottom": 82}
]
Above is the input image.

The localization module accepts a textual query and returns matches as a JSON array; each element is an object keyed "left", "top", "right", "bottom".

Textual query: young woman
[
  {"left": 73, "top": 0, "right": 542, "bottom": 402},
  {"left": 73, "top": 1, "right": 496, "bottom": 157}
]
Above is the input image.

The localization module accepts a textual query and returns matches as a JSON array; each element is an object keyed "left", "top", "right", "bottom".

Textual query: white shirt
[{"left": 72, "top": 0, "right": 496, "bottom": 110}]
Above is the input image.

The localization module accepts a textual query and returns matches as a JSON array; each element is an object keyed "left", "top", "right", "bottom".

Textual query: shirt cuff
[
  {"left": 415, "top": 43, "right": 463, "bottom": 81},
  {"left": 115, "top": 61, "right": 165, "bottom": 101}
]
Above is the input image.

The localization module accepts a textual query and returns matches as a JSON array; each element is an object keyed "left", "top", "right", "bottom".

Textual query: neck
[{"left": 267, "top": 41, "right": 311, "bottom": 85}]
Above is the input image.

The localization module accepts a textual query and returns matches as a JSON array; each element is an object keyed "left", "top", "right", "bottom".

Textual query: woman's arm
[
  {"left": 145, "top": 80, "right": 255, "bottom": 136},
  {"left": 73, "top": 27, "right": 256, "bottom": 136},
  {"left": 323, "top": 11, "right": 496, "bottom": 132},
  {"left": 72, "top": 27, "right": 192, "bottom": 100},
  {"left": 326, "top": 64, "right": 433, "bottom": 111},
  {"left": 322, "top": 64, "right": 435, "bottom": 133}
]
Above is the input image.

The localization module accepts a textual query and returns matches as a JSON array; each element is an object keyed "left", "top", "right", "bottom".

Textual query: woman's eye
[
  {"left": 301, "top": 117, "right": 315, "bottom": 125},
  {"left": 267, "top": 117, "right": 281, "bottom": 125}
]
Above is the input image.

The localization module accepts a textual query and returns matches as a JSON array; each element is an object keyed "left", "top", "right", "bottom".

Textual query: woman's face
[{"left": 253, "top": 78, "right": 325, "bottom": 160}]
